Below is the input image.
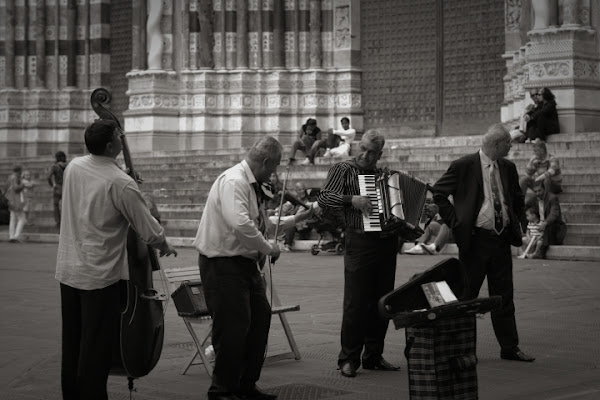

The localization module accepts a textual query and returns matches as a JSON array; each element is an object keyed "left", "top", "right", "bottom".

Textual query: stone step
[{"left": 2, "top": 228, "right": 597, "bottom": 262}]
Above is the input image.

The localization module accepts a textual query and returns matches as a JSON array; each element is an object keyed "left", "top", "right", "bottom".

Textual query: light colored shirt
[
  {"left": 332, "top": 127, "right": 356, "bottom": 144},
  {"left": 527, "top": 221, "right": 542, "bottom": 238},
  {"left": 475, "top": 150, "right": 510, "bottom": 230},
  {"left": 193, "top": 160, "right": 296, "bottom": 259},
  {"left": 55, "top": 155, "right": 167, "bottom": 290}
]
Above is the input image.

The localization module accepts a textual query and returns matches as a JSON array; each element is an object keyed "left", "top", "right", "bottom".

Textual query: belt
[{"left": 472, "top": 226, "right": 509, "bottom": 237}]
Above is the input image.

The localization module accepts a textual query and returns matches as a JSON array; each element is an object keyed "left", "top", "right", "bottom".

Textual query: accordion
[{"left": 358, "top": 170, "right": 429, "bottom": 233}]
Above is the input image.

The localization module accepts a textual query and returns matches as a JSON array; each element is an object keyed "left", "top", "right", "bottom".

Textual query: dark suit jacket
[
  {"left": 432, "top": 152, "right": 526, "bottom": 252},
  {"left": 526, "top": 192, "right": 565, "bottom": 227}
]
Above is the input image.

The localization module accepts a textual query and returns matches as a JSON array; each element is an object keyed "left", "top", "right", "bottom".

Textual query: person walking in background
[
  {"left": 5, "top": 165, "right": 26, "bottom": 243},
  {"left": 432, "top": 123, "right": 535, "bottom": 363},
  {"left": 21, "top": 170, "right": 35, "bottom": 226},
  {"left": 55, "top": 120, "right": 177, "bottom": 400},
  {"left": 519, "top": 139, "right": 562, "bottom": 199},
  {"left": 48, "top": 151, "right": 68, "bottom": 229}
]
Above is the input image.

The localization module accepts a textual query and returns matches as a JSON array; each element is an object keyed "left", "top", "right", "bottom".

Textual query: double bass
[{"left": 90, "top": 88, "right": 167, "bottom": 387}]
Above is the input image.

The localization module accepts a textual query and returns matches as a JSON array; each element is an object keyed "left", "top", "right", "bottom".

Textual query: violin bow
[{"left": 272, "top": 163, "right": 292, "bottom": 247}]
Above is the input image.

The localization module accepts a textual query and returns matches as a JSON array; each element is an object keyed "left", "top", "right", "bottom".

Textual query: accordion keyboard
[{"left": 358, "top": 174, "right": 383, "bottom": 232}]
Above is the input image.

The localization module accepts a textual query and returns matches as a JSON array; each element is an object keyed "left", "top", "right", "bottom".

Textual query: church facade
[{"left": 0, "top": 0, "right": 598, "bottom": 157}]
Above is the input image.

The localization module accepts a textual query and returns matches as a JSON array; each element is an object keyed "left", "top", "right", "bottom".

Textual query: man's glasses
[{"left": 530, "top": 93, "right": 539, "bottom": 98}]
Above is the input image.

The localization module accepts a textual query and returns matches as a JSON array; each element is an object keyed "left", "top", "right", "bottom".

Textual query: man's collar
[
  {"left": 90, "top": 154, "right": 120, "bottom": 166},
  {"left": 241, "top": 159, "right": 258, "bottom": 185},
  {"left": 479, "top": 149, "right": 494, "bottom": 165}
]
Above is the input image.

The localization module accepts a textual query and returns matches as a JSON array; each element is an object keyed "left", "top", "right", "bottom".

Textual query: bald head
[
  {"left": 482, "top": 123, "right": 512, "bottom": 161},
  {"left": 246, "top": 136, "right": 283, "bottom": 183}
]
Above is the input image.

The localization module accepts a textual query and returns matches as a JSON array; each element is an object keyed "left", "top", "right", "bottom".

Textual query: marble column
[
  {"left": 45, "top": 0, "right": 58, "bottom": 89},
  {"left": 34, "top": 0, "right": 46, "bottom": 88},
  {"left": 132, "top": 0, "right": 143, "bottom": 70},
  {"left": 309, "top": 0, "right": 321, "bottom": 68},
  {"left": 248, "top": 0, "right": 262, "bottom": 69},
  {"left": 261, "top": 0, "right": 273, "bottom": 69},
  {"left": 213, "top": 0, "right": 225, "bottom": 69},
  {"left": 66, "top": 0, "right": 77, "bottom": 87},
  {"left": 27, "top": 0, "right": 37, "bottom": 88},
  {"left": 0, "top": 0, "right": 15, "bottom": 88},
  {"left": 561, "top": 0, "right": 580, "bottom": 27},
  {"left": 272, "top": 0, "right": 284, "bottom": 68},
  {"left": 146, "top": 0, "right": 163, "bottom": 69},
  {"left": 181, "top": 0, "right": 190, "bottom": 69},
  {"left": 89, "top": 0, "right": 110, "bottom": 86},
  {"left": 161, "top": 1, "right": 173, "bottom": 69},
  {"left": 225, "top": 0, "right": 236, "bottom": 69},
  {"left": 197, "top": 0, "right": 214, "bottom": 68},
  {"left": 284, "top": 0, "right": 299, "bottom": 69},
  {"left": 15, "top": 0, "right": 27, "bottom": 89},
  {"left": 298, "top": 0, "right": 309, "bottom": 69},
  {"left": 321, "top": 0, "right": 333, "bottom": 68},
  {"left": 236, "top": 0, "right": 248, "bottom": 69},
  {"left": 76, "top": 0, "right": 89, "bottom": 88}
]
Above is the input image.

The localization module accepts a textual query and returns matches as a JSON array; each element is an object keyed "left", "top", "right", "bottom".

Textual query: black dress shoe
[
  {"left": 207, "top": 393, "right": 242, "bottom": 400},
  {"left": 237, "top": 386, "right": 277, "bottom": 400},
  {"left": 362, "top": 357, "right": 401, "bottom": 371},
  {"left": 340, "top": 362, "right": 357, "bottom": 377},
  {"left": 501, "top": 349, "right": 535, "bottom": 362}
]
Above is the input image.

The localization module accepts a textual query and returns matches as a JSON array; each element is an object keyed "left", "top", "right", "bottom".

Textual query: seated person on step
[
  {"left": 522, "top": 87, "right": 560, "bottom": 142},
  {"left": 289, "top": 118, "right": 322, "bottom": 165},
  {"left": 510, "top": 88, "right": 542, "bottom": 143},
  {"left": 404, "top": 210, "right": 453, "bottom": 255},
  {"left": 517, "top": 207, "right": 544, "bottom": 259},
  {"left": 306, "top": 117, "right": 357, "bottom": 164},
  {"left": 519, "top": 139, "right": 562, "bottom": 200},
  {"left": 282, "top": 182, "right": 316, "bottom": 251},
  {"left": 525, "top": 181, "right": 567, "bottom": 259}
]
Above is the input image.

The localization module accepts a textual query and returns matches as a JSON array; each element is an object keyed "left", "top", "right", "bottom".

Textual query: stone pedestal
[{"left": 124, "top": 68, "right": 362, "bottom": 152}]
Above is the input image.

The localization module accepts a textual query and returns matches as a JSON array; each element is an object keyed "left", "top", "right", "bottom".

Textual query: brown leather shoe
[
  {"left": 340, "top": 362, "right": 357, "bottom": 377},
  {"left": 362, "top": 357, "right": 401, "bottom": 371},
  {"left": 501, "top": 349, "right": 535, "bottom": 362}
]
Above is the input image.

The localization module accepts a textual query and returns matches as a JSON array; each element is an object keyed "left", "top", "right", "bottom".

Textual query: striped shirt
[
  {"left": 317, "top": 160, "right": 379, "bottom": 230},
  {"left": 527, "top": 221, "right": 542, "bottom": 238}
]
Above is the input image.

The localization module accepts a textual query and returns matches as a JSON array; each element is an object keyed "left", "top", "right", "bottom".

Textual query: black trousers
[
  {"left": 60, "top": 282, "right": 120, "bottom": 400},
  {"left": 199, "top": 254, "right": 271, "bottom": 396},
  {"left": 459, "top": 230, "right": 519, "bottom": 352},
  {"left": 338, "top": 231, "right": 398, "bottom": 368}
]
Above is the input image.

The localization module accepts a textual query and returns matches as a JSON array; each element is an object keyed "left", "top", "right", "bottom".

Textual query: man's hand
[
  {"left": 352, "top": 196, "right": 373, "bottom": 215},
  {"left": 270, "top": 244, "right": 281, "bottom": 264},
  {"left": 539, "top": 221, "right": 547, "bottom": 232},
  {"left": 158, "top": 242, "right": 178, "bottom": 257},
  {"left": 295, "top": 203, "right": 315, "bottom": 222},
  {"left": 534, "top": 174, "right": 545, "bottom": 182}
]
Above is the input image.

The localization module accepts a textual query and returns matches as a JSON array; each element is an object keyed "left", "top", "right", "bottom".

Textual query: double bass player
[{"left": 55, "top": 119, "right": 177, "bottom": 400}]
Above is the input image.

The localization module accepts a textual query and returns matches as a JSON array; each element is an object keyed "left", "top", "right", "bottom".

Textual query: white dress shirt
[
  {"left": 55, "top": 155, "right": 167, "bottom": 290},
  {"left": 475, "top": 150, "right": 510, "bottom": 230},
  {"left": 193, "top": 160, "right": 296, "bottom": 259}
]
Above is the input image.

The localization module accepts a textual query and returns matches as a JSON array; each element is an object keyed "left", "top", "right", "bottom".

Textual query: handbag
[{"left": 6, "top": 187, "right": 25, "bottom": 212}]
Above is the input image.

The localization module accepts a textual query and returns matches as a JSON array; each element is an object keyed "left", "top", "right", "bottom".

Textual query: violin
[{"left": 258, "top": 181, "right": 310, "bottom": 210}]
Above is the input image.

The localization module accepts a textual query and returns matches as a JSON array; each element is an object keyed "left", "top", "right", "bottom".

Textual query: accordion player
[{"left": 358, "top": 169, "right": 430, "bottom": 235}]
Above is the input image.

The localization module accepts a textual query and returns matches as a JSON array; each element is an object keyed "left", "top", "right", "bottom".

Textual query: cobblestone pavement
[{"left": 1, "top": 243, "right": 599, "bottom": 400}]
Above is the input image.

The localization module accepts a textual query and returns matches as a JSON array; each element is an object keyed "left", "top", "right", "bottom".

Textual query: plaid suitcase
[{"left": 405, "top": 316, "right": 478, "bottom": 400}]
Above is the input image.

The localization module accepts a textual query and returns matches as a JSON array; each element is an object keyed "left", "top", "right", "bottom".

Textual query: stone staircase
[{"left": 1, "top": 132, "right": 599, "bottom": 261}]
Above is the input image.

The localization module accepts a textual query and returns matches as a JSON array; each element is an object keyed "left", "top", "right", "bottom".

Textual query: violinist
[
  {"left": 193, "top": 136, "right": 313, "bottom": 400},
  {"left": 55, "top": 120, "right": 177, "bottom": 400}
]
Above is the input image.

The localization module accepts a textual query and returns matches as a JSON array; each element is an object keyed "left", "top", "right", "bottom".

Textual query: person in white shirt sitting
[{"left": 302, "top": 117, "right": 356, "bottom": 165}]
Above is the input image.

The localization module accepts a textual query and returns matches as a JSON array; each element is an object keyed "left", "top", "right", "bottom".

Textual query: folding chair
[{"left": 163, "top": 266, "right": 301, "bottom": 377}]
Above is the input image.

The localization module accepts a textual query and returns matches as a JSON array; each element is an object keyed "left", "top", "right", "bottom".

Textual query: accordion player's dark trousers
[
  {"left": 459, "top": 230, "right": 519, "bottom": 352},
  {"left": 338, "top": 231, "right": 398, "bottom": 368}
]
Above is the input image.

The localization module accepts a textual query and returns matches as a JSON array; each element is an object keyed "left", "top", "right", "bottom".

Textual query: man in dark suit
[
  {"left": 432, "top": 123, "right": 535, "bottom": 362},
  {"left": 528, "top": 181, "right": 567, "bottom": 259}
]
